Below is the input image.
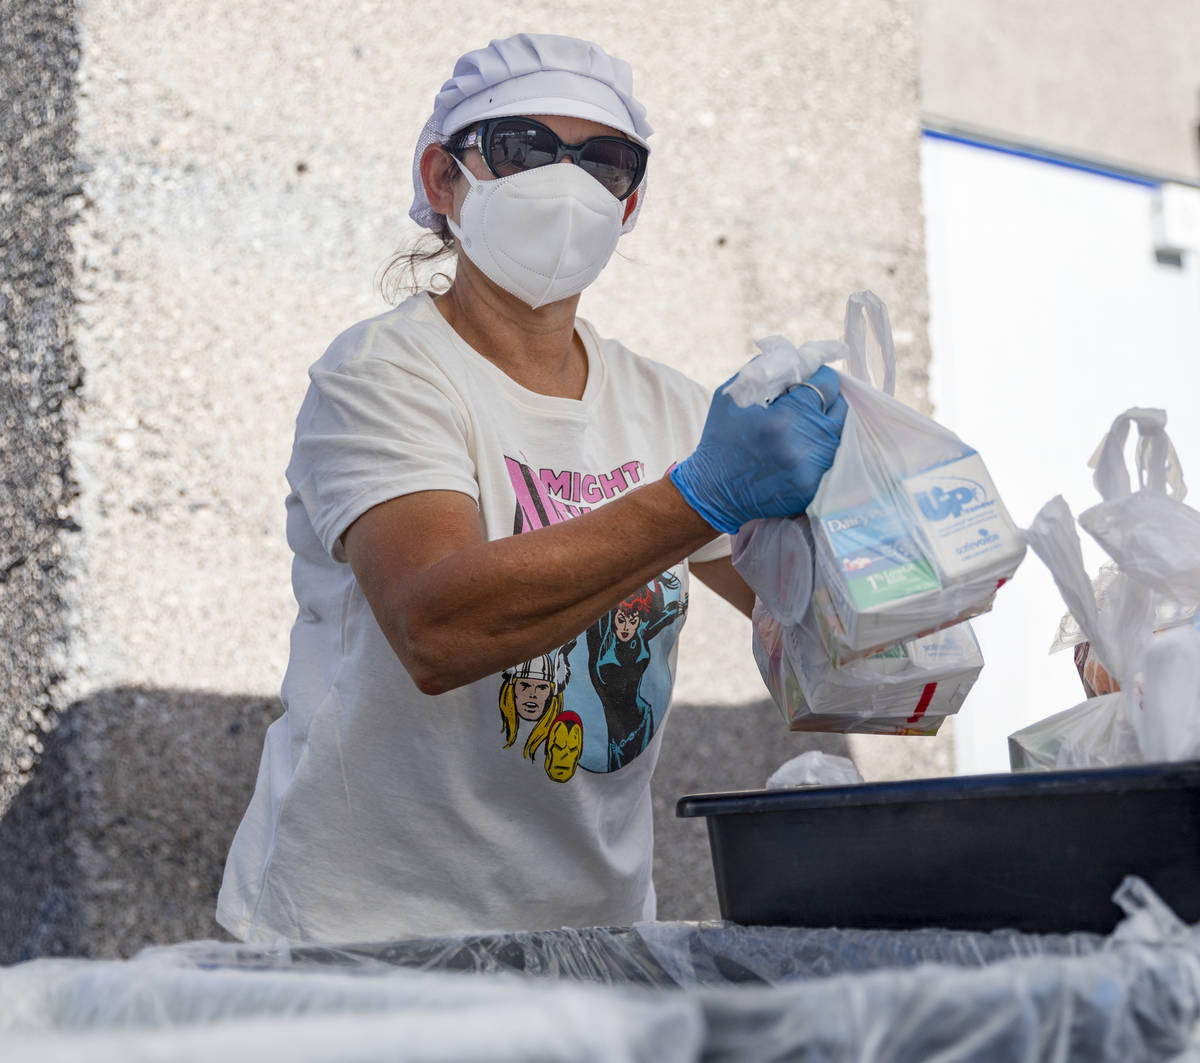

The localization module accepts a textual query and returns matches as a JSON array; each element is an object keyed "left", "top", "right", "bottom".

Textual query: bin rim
[{"left": 676, "top": 760, "right": 1200, "bottom": 818}]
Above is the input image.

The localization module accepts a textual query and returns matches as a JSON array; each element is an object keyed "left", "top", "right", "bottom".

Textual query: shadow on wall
[
  {"left": 0, "top": 687, "right": 277, "bottom": 963},
  {"left": 0, "top": 687, "right": 847, "bottom": 963},
  {"left": 651, "top": 699, "right": 852, "bottom": 922}
]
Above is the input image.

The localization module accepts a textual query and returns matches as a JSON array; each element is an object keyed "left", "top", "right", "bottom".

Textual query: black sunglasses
[{"left": 450, "top": 116, "right": 648, "bottom": 201}]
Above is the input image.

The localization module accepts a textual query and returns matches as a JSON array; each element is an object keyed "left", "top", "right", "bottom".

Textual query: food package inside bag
[
  {"left": 808, "top": 382, "right": 1025, "bottom": 661},
  {"left": 751, "top": 599, "right": 983, "bottom": 735},
  {"left": 728, "top": 291, "right": 1024, "bottom": 665},
  {"left": 801, "top": 293, "right": 1024, "bottom": 662}
]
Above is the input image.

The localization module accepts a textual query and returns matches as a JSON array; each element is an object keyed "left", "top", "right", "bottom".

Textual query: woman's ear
[{"left": 420, "top": 143, "right": 459, "bottom": 218}]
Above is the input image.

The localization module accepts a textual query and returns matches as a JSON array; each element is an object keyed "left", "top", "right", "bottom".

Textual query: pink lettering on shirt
[{"left": 506, "top": 456, "right": 645, "bottom": 532}]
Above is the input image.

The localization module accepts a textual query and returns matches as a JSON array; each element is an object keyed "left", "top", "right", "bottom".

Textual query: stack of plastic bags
[
  {"left": 1010, "top": 408, "right": 1200, "bottom": 770},
  {"left": 733, "top": 291, "right": 1024, "bottom": 733}
]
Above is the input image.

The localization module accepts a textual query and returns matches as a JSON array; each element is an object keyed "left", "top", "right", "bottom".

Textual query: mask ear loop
[
  {"left": 443, "top": 155, "right": 482, "bottom": 253},
  {"left": 447, "top": 152, "right": 478, "bottom": 187}
]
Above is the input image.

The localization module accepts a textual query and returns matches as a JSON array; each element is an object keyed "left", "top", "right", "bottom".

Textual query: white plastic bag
[
  {"left": 1049, "top": 410, "right": 1200, "bottom": 657},
  {"left": 731, "top": 516, "right": 814, "bottom": 627},
  {"left": 1047, "top": 562, "right": 1196, "bottom": 657},
  {"left": 1077, "top": 407, "right": 1200, "bottom": 602},
  {"left": 765, "top": 750, "right": 864, "bottom": 789},
  {"left": 1130, "top": 620, "right": 1200, "bottom": 763},
  {"left": 1008, "top": 693, "right": 1139, "bottom": 771},
  {"left": 1013, "top": 495, "right": 1157, "bottom": 770},
  {"left": 806, "top": 293, "right": 1025, "bottom": 662},
  {"left": 1023, "top": 495, "right": 1158, "bottom": 689},
  {"left": 731, "top": 292, "right": 1024, "bottom": 664},
  {"left": 751, "top": 599, "right": 982, "bottom": 735},
  {"left": 1013, "top": 408, "right": 1200, "bottom": 769}
]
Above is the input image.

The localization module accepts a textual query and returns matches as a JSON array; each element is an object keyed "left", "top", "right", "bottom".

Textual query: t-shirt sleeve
[
  {"left": 288, "top": 353, "right": 478, "bottom": 562},
  {"left": 673, "top": 371, "right": 732, "bottom": 565}
]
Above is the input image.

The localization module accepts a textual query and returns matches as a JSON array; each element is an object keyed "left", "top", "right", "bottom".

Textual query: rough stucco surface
[
  {"left": 2, "top": 0, "right": 937, "bottom": 959},
  {"left": 0, "top": 1, "right": 82, "bottom": 815},
  {"left": 921, "top": 0, "right": 1200, "bottom": 180},
  {"left": 64, "top": 0, "right": 933, "bottom": 709}
]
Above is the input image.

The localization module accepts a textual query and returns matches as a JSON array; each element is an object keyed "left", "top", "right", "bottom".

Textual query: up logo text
[{"left": 914, "top": 479, "right": 988, "bottom": 522}]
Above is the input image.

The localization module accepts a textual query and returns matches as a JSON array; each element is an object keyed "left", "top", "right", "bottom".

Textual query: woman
[{"left": 217, "top": 32, "right": 846, "bottom": 944}]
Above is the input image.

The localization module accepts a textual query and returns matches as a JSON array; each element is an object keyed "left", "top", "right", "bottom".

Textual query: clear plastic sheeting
[{"left": 3, "top": 878, "right": 1200, "bottom": 1062}]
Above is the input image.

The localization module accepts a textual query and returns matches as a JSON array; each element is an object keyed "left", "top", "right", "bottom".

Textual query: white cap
[{"left": 410, "top": 33, "right": 652, "bottom": 232}]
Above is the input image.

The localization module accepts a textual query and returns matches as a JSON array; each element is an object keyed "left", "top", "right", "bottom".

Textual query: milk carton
[
  {"left": 900, "top": 451, "right": 1024, "bottom": 582},
  {"left": 810, "top": 449, "right": 1023, "bottom": 661}
]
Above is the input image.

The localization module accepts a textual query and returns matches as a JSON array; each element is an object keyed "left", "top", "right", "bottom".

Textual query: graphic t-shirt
[{"left": 216, "top": 292, "right": 729, "bottom": 945}]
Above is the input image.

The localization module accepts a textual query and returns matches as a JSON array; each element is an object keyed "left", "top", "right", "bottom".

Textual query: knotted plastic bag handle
[
  {"left": 722, "top": 290, "right": 897, "bottom": 408},
  {"left": 1088, "top": 407, "right": 1185, "bottom": 502}
]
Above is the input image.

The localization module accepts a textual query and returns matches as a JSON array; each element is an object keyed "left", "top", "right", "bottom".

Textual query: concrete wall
[
  {"left": 0, "top": 1, "right": 81, "bottom": 817},
  {"left": 921, "top": 0, "right": 1200, "bottom": 181},
  {"left": 2, "top": 0, "right": 935, "bottom": 959}
]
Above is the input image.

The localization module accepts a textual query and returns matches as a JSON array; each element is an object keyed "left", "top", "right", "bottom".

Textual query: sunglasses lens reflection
[{"left": 484, "top": 120, "right": 643, "bottom": 199}]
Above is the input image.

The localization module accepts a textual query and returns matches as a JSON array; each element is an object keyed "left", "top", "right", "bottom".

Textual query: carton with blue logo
[
  {"left": 809, "top": 423, "right": 1024, "bottom": 659},
  {"left": 900, "top": 450, "right": 1023, "bottom": 581},
  {"left": 731, "top": 289, "right": 1026, "bottom": 664}
]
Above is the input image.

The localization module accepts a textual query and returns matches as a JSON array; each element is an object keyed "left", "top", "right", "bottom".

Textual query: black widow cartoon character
[{"left": 586, "top": 571, "right": 684, "bottom": 771}]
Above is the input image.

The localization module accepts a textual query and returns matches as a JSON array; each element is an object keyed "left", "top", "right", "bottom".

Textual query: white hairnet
[{"left": 409, "top": 33, "right": 653, "bottom": 234}]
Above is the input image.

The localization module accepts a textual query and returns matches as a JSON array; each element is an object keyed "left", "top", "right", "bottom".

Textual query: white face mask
[{"left": 447, "top": 159, "right": 623, "bottom": 309}]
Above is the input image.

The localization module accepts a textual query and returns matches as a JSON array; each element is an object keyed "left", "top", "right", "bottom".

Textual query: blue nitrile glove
[{"left": 670, "top": 365, "right": 848, "bottom": 534}]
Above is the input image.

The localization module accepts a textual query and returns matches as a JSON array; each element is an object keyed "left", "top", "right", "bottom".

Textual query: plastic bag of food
[
  {"left": 805, "top": 293, "right": 1025, "bottom": 663},
  {"left": 1012, "top": 408, "right": 1200, "bottom": 769},
  {"left": 1008, "top": 693, "right": 1138, "bottom": 771},
  {"left": 1047, "top": 562, "right": 1196, "bottom": 659},
  {"left": 1048, "top": 409, "right": 1199, "bottom": 659},
  {"left": 1008, "top": 624, "right": 1200, "bottom": 768},
  {"left": 730, "top": 292, "right": 1024, "bottom": 665},
  {"left": 1012, "top": 495, "right": 1157, "bottom": 770},
  {"left": 751, "top": 599, "right": 982, "bottom": 735}
]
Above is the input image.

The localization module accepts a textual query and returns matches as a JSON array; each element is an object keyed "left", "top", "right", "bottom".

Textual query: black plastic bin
[{"left": 677, "top": 760, "right": 1200, "bottom": 933}]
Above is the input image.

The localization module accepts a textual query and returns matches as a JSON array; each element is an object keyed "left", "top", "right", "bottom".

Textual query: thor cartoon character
[{"left": 498, "top": 644, "right": 574, "bottom": 763}]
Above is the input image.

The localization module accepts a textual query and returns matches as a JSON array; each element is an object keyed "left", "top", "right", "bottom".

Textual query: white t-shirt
[{"left": 216, "top": 292, "right": 729, "bottom": 945}]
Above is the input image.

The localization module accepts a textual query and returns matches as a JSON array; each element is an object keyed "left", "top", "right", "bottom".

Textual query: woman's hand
[{"left": 668, "top": 365, "right": 848, "bottom": 534}]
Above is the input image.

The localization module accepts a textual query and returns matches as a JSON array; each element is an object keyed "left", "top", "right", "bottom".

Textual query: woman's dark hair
[
  {"left": 378, "top": 136, "right": 469, "bottom": 303},
  {"left": 378, "top": 216, "right": 457, "bottom": 303}
]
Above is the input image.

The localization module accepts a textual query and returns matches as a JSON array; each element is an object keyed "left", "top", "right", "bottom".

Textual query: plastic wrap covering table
[{"left": 2, "top": 877, "right": 1199, "bottom": 1061}]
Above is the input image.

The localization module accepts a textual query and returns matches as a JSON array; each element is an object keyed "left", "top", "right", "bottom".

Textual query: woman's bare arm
[
  {"left": 690, "top": 556, "right": 755, "bottom": 619},
  {"left": 343, "top": 478, "right": 717, "bottom": 694}
]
